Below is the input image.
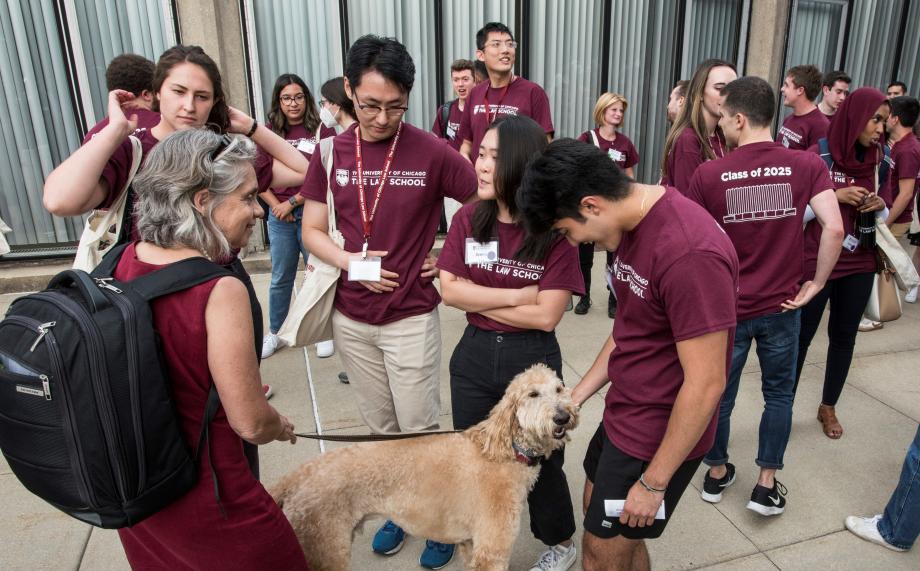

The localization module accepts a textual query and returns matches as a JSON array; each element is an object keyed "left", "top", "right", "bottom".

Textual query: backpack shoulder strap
[
  {"left": 91, "top": 242, "right": 132, "bottom": 278},
  {"left": 129, "top": 257, "right": 235, "bottom": 301},
  {"left": 817, "top": 138, "right": 833, "bottom": 171},
  {"left": 439, "top": 100, "right": 455, "bottom": 136},
  {"left": 878, "top": 143, "right": 892, "bottom": 189}
]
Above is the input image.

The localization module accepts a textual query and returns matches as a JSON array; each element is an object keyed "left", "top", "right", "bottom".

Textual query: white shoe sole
[
  {"left": 746, "top": 501, "right": 784, "bottom": 516},
  {"left": 845, "top": 516, "right": 908, "bottom": 552},
  {"left": 700, "top": 472, "right": 735, "bottom": 503},
  {"left": 374, "top": 538, "right": 405, "bottom": 556}
]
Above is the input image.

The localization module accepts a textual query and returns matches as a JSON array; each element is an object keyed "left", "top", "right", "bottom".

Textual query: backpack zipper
[
  {"left": 99, "top": 285, "right": 147, "bottom": 494},
  {"left": 2, "top": 315, "right": 97, "bottom": 508},
  {"left": 30, "top": 292, "right": 130, "bottom": 504}
]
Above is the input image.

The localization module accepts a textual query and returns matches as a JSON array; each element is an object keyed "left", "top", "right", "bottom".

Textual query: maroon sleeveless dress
[{"left": 114, "top": 243, "right": 308, "bottom": 570}]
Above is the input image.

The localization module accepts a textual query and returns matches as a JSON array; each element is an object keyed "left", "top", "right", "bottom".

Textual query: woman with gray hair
[{"left": 112, "top": 129, "right": 309, "bottom": 569}]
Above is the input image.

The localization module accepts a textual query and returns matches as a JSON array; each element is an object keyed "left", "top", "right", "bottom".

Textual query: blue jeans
[
  {"left": 267, "top": 207, "right": 308, "bottom": 333},
  {"left": 704, "top": 310, "right": 800, "bottom": 470},
  {"left": 878, "top": 425, "right": 920, "bottom": 550}
]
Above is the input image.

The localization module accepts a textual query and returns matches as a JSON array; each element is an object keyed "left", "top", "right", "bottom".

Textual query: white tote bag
[
  {"left": 277, "top": 139, "right": 344, "bottom": 347},
  {"left": 72, "top": 135, "right": 143, "bottom": 272},
  {"left": 875, "top": 218, "right": 920, "bottom": 292}
]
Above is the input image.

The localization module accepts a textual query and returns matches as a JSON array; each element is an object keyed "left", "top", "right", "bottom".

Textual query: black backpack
[
  {"left": 0, "top": 243, "right": 258, "bottom": 528},
  {"left": 437, "top": 99, "right": 456, "bottom": 139}
]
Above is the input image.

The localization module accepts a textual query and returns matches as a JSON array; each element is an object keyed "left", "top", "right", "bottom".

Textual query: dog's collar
[{"left": 512, "top": 442, "right": 541, "bottom": 466}]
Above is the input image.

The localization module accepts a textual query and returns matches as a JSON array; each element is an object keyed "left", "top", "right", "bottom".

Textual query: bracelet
[
  {"left": 288, "top": 195, "right": 298, "bottom": 206},
  {"left": 638, "top": 473, "right": 666, "bottom": 494},
  {"left": 245, "top": 120, "right": 258, "bottom": 137}
]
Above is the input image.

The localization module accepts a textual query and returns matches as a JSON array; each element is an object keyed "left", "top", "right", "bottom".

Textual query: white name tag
[
  {"left": 297, "top": 139, "right": 316, "bottom": 154},
  {"left": 608, "top": 149, "right": 624, "bottom": 162},
  {"left": 465, "top": 238, "right": 499, "bottom": 265},
  {"left": 604, "top": 499, "right": 666, "bottom": 520},
  {"left": 348, "top": 257, "right": 382, "bottom": 281},
  {"left": 842, "top": 234, "right": 859, "bottom": 252},
  {"left": 446, "top": 125, "right": 456, "bottom": 139}
]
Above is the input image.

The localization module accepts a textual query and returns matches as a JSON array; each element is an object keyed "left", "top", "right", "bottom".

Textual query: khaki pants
[
  {"left": 891, "top": 222, "right": 911, "bottom": 240},
  {"left": 332, "top": 309, "right": 441, "bottom": 433}
]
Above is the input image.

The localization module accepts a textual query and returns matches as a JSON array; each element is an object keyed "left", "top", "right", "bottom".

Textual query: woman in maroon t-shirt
[
  {"left": 114, "top": 129, "right": 307, "bottom": 569},
  {"left": 660, "top": 59, "right": 737, "bottom": 193},
  {"left": 575, "top": 92, "right": 640, "bottom": 316},
  {"left": 795, "top": 88, "right": 889, "bottom": 439},
  {"left": 43, "top": 45, "right": 308, "bottom": 240},
  {"left": 437, "top": 116, "right": 584, "bottom": 570},
  {"left": 260, "top": 73, "right": 336, "bottom": 360}
]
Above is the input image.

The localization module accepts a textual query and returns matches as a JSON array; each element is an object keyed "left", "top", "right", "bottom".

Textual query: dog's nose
[{"left": 553, "top": 411, "right": 571, "bottom": 426}]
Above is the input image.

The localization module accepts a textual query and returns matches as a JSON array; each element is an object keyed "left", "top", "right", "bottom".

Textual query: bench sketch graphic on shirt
[{"left": 723, "top": 183, "right": 796, "bottom": 224}]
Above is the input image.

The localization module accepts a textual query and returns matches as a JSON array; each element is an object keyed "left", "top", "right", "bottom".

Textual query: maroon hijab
[{"left": 826, "top": 87, "right": 887, "bottom": 179}]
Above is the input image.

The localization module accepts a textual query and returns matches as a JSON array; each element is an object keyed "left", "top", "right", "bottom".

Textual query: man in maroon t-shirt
[
  {"left": 885, "top": 96, "right": 920, "bottom": 304},
  {"left": 432, "top": 59, "right": 474, "bottom": 150},
  {"left": 83, "top": 53, "right": 160, "bottom": 143},
  {"left": 457, "top": 22, "right": 553, "bottom": 162},
  {"left": 777, "top": 65, "right": 829, "bottom": 151},
  {"left": 299, "top": 36, "right": 476, "bottom": 568},
  {"left": 519, "top": 139, "right": 738, "bottom": 570},
  {"left": 818, "top": 70, "right": 851, "bottom": 119},
  {"left": 688, "top": 77, "right": 844, "bottom": 517}
]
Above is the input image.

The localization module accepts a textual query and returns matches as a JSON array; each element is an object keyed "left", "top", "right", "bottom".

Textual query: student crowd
[{"left": 35, "top": 18, "right": 920, "bottom": 571}]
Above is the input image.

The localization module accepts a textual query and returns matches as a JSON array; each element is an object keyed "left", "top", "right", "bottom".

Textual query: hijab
[{"left": 826, "top": 87, "right": 887, "bottom": 180}]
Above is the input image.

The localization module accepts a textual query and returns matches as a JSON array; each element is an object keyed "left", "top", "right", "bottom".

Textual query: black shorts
[{"left": 583, "top": 422, "right": 702, "bottom": 540}]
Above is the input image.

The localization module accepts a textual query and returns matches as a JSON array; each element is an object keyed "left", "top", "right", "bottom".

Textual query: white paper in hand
[{"left": 604, "top": 499, "right": 666, "bottom": 520}]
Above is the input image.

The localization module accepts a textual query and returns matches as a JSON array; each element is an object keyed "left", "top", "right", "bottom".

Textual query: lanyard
[
  {"left": 483, "top": 76, "right": 514, "bottom": 123},
  {"left": 354, "top": 122, "right": 402, "bottom": 257},
  {"left": 709, "top": 132, "right": 725, "bottom": 158}
]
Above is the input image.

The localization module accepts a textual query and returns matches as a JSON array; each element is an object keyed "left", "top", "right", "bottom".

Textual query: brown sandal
[{"left": 817, "top": 404, "right": 843, "bottom": 439}]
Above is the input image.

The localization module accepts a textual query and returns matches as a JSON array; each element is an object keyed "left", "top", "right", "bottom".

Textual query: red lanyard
[
  {"left": 483, "top": 76, "right": 514, "bottom": 123},
  {"left": 354, "top": 122, "right": 402, "bottom": 254},
  {"left": 709, "top": 132, "right": 725, "bottom": 158}
]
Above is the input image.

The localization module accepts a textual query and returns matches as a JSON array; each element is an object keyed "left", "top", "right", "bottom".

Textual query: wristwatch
[{"left": 288, "top": 196, "right": 298, "bottom": 206}]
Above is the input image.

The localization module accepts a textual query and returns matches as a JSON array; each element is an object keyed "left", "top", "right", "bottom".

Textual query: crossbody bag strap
[{"left": 589, "top": 129, "right": 600, "bottom": 148}]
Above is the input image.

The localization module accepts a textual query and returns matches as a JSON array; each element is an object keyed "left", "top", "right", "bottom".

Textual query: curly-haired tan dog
[{"left": 271, "top": 364, "right": 579, "bottom": 570}]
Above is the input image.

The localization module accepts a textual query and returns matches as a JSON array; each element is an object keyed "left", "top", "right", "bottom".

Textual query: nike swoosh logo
[{"left": 769, "top": 495, "right": 782, "bottom": 505}]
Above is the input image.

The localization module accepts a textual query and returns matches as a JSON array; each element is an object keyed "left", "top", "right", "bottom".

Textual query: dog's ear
[{"left": 474, "top": 388, "right": 519, "bottom": 461}]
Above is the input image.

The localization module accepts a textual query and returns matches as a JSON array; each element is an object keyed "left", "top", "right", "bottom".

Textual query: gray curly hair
[{"left": 133, "top": 129, "right": 257, "bottom": 261}]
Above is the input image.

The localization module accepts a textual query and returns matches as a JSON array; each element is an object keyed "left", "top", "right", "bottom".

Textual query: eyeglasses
[
  {"left": 484, "top": 40, "right": 518, "bottom": 50},
  {"left": 209, "top": 134, "right": 235, "bottom": 162},
  {"left": 353, "top": 92, "right": 408, "bottom": 118},
  {"left": 280, "top": 93, "right": 306, "bottom": 105}
]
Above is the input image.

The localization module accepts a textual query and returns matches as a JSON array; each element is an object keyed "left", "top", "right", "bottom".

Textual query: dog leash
[{"left": 293, "top": 429, "right": 462, "bottom": 442}]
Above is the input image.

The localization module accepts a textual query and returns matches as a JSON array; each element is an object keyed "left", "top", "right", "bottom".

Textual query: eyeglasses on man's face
[
  {"left": 484, "top": 40, "right": 517, "bottom": 50},
  {"left": 353, "top": 92, "right": 409, "bottom": 118},
  {"left": 280, "top": 93, "right": 306, "bottom": 105}
]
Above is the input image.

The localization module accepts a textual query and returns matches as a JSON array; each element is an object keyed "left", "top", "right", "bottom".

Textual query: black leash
[{"left": 294, "top": 430, "right": 462, "bottom": 442}]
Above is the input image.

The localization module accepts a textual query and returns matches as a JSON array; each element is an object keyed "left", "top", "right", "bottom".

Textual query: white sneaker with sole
[
  {"left": 261, "top": 333, "right": 283, "bottom": 359},
  {"left": 529, "top": 544, "right": 576, "bottom": 571},
  {"left": 858, "top": 317, "right": 883, "bottom": 332},
  {"left": 845, "top": 514, "right": 907, "bottom": 552},
  {"left": 906, "top": 286, "right": 918, "bottom": 304},
  {"left": 316, "top": 339, "right": 335, "bottom": 358}
]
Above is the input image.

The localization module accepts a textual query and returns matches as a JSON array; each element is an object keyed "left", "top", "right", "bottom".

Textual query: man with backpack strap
[{"left": 433, "top": 59, "right": 476, "bottom": 232}]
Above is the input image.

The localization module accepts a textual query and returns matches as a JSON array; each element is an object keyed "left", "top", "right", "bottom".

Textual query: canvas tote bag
[
  {"left": 865, "top": 253, "right": 902, "bottom": 323},
  {"left": 277, "top": 138, "right": 343, "bottom": 346},
  {"left": 72, "top": 136, "right": 143, "bottom": 272}
]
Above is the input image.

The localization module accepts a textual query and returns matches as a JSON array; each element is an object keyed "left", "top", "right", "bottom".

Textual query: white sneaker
[
  {"left": 261, "top": 333, "right": 283, "bottom": 359},
  {"left": 529, "top": 544, "right": 576, "bottom": 571},
  {"left": 315, "top": 339, "right": 335, "bottom": 358},
  {"left": 858, "top": 318, "right": 883, "bottom": 332},
  {"left": 906, "top": 285, "right": 918, "bottom": 304},
  {"left": 845, "top": 514, "right": 907, "bottom": 552}
]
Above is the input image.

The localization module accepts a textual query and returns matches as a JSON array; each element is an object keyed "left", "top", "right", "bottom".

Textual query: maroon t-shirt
[
  {"left": 661, "top": 127, "right": 727, "bottom": 194},
  {"left": 457, "top": 77, "right": 553, "bottom": 155},
  {"left": 805, "top": 143, "right": 878, "bottom": 280},
  {"left": 83, "top": 108, "right": 161, "bottom": 143},
  {"left": 687, "top": 141, "right": 832, "bottom": 321},
  {"left": 887, "top": 135, "right": 920, "bottom": 224},
  {"left": 267, "top": 123, "right": 336, "bottom": 201},
  {"left": 604, "top": 188, "right": 738, "bottom": 462},
  {"left": 777, "top": 107, "right": 829, "bottom": 151},
  {"left": 431, "top": 100, "right": 464, "bottom": 150},
  {"left": 576, "top": 129, "right": 640, "bottom": 171},
  {"left": 436, "top": 202, "right": 584, "bottom": 332},
  {"left": 299, "top": 122, "right": 477, "bottom": 325}
]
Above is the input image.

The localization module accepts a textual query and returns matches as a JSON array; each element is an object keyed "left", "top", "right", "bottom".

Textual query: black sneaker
[
  {"left": 607, "top": 293, "right": 617, "bottom": 319},
  {"left": 747, "top": 480, "right": 787, "bottom": 516},
  {"left": 574, "top": 296, "right": 591, "bottom": 315},
  {"left": 700, "top": 463, "right": 736, "bottom": 503}
]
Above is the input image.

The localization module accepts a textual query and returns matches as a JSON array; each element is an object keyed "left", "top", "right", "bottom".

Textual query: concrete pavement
[{"left": 1, "top": 251, "right": 919, "bottom": 570}]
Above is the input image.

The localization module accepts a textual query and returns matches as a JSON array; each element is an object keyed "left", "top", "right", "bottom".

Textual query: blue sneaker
[
  {"left": 372, "top": 520, "right": 405, "bottom": 555},
  {"left": 419, "top": 540, "right": 454, "bottom": 569}
]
